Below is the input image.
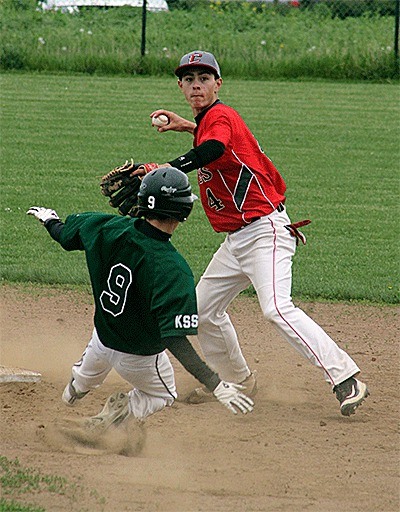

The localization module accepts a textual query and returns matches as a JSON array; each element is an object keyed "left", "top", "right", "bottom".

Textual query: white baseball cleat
[
  {"left": 185, "top": 371, "right": 258, "bottom": 404},
  {"left": 83, "top": 392, "right": 130, "bottom": 433},
  {"left": 62, "top": 378, "right": 90, "bottom": 407}
]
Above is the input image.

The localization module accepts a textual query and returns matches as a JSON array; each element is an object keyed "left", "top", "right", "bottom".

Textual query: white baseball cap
[{"left": 175, "top": 51, "right": 221, "bottom": 79}]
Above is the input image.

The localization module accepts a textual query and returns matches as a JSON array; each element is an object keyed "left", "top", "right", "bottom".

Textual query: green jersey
[{"left": 59, "top": 213, "right": 198, "bottom": 355}]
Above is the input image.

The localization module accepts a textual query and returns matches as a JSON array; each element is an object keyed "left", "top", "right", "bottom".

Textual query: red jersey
[{"left": 194, "top": 102, "right": 286, "bottom": 233}]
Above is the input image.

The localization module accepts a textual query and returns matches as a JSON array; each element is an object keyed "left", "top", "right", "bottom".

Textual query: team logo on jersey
[
  {"left": 174, "top": 314, "right": 198, "bottom": 329},
  {"left": 198, "top": 168, "right": 213, "bottom": 184}
]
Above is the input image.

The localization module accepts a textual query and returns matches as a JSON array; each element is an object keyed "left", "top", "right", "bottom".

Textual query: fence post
[
  {"left": 395, "top": 0, "right": 400, "bottom": 75},
  {"left": 141, "top": 0, "right": 147, "bottom": 57}
]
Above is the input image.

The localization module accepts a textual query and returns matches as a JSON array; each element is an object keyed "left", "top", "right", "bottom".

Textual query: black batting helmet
[{"left": 137, "top": 167, "right": 197, "bottom": 222}]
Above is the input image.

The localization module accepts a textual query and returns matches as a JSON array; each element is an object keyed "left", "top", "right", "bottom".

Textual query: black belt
[{"left": 229, "top": 203, "right": 285, "bottom": 234}]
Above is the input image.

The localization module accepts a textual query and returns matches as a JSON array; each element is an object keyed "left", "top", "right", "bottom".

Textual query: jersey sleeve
[
  {"left": 197, "top": 108, "right": 232, "bottom": 148},
  {"left": 150, "top": 254, "right": 198, "bottom": 338},
  {"left": 59, "top": 212, "right": 116, "bottom": 251},
  {"left": 168, "top": 140, "right": 225, "bottom": 172},
  {"left": 58, "top": 213, "right": 88, "bottom": 251}
]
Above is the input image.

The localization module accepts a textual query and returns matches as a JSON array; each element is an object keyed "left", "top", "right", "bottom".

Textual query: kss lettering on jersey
[
  {"left": 194, "top": 102, "right": 286, "bottom": 233},
  {"left": 174, "top": 314, "right": 198, "bottom": 329},
  {"left": 59, "top": 213, "right": 198, "bottom": 355}
]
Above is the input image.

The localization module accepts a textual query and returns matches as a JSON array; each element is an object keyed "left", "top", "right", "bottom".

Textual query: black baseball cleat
[{"left": 333, "top": 377, "right": 369, "bottom": 416}]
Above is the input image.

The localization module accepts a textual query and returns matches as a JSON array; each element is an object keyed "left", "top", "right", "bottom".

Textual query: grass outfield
[{"left": 1, "top": 72, "right": 399, "bottom": 304}]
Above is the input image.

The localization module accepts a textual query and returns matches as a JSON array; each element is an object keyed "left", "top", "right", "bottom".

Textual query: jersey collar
[
  {"left": 194, "top": 99, "right": 222, "bottom": 125},
  {"left": 134, "top": 218, "right": 171, "bottom": 241}
]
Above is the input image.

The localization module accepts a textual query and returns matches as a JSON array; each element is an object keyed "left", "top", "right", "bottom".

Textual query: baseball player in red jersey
[{"left": 133, "top": 50, "right": 369, "bottom": 416}]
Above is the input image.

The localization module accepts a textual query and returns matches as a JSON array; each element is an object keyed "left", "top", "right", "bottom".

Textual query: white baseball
[{"left": 151, "top": 114, "right": 169, "bottom": 127}]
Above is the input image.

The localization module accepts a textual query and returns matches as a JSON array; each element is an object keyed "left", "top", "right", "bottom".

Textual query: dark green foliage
[
  {"left": 1, "top": 45, "right": 25, "bottom": 69},
  {"left": 2, "top": 0, "right": 38, "bottom": 11},
  {"left": 0, "top": 0, "right": 397, "bottom": 80},
  {"left": 167, "top": 0, "right": 210, "bottom": 10},
  {"left": 300, "top": 0, "right": 397, "bottom": 18}
]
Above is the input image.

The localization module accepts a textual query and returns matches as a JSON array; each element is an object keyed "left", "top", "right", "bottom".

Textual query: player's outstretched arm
[
  {"left": 165, "top": 336, "right": 254, "bottom": 415},
  {"left": 150, "top": 109, "right": 196, "bottom": 134},
  {"left": 26, "top": 206, "right": 64, "bottom": 243}
]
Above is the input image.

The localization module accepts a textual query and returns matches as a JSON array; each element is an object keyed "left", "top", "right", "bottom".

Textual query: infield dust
[{"left": 0, "top": 284, "right": 398, "bottom": 512}]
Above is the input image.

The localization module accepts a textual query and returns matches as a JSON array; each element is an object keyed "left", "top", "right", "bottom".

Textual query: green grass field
[
  {"left": 1, "top": 73, "right": 399, "bottom": 303},
  {"left": 0, "top": 455, "right": 104, "bottom": 511}
]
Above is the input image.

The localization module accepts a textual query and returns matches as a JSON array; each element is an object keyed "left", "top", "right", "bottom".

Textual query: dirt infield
[{"left": 0, "top": 284, "right": 398, "bottom": 512}]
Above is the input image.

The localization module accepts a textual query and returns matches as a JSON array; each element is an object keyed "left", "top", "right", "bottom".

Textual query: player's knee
[
  {"left": 262, "top": 308, "right": 278, "bottom": 323},
  {"left": 261, "top": 299, "right": 293, "bottom": 324},
  {"left": 198, "top": 308, "right": 228, "bottom": 328}
]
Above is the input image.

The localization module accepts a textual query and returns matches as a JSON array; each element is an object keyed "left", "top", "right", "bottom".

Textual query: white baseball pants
[
  {"left": 196, "top": 207, "right": 360, "bottom": 386},
  {"left": 70, "top": 328, "right": 176, "bottom": 419}
]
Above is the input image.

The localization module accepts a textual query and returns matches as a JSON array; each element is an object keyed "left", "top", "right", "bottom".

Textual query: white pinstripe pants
[
  {"left": 70, "top": 328, "right": 176, "bottom": 419},
  {"left": 196, "top": 208, "right": 360, "bottom": 386}
]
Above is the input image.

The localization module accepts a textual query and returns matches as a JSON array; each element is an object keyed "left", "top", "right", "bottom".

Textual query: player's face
[{"left": 178, "top": 69, "right": 222, "bottom": 115}]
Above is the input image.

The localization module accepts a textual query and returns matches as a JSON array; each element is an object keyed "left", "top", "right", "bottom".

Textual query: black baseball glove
[{"left": 100, "top": 159, "right": 143, "bottom": 217}]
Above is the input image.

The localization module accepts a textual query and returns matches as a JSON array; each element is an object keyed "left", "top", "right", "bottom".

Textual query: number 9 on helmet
[{"left": 137, "top": 167, "right": 197, "bottom": 222}]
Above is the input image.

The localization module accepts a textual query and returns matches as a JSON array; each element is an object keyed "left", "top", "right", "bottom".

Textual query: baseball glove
[{"left": 100, "top": 159, "right": 143, "bottom": 217}]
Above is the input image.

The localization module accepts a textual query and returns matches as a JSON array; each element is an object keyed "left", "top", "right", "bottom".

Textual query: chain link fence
[
  {"left": 166, "top": 0, "right": 399, "bottom": 74},
  {"left": 168, "top": 0, "right": 396, "bottom": 17},
  {"left": 1, "top": 0, "right": 398, "bottom": 78}
]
